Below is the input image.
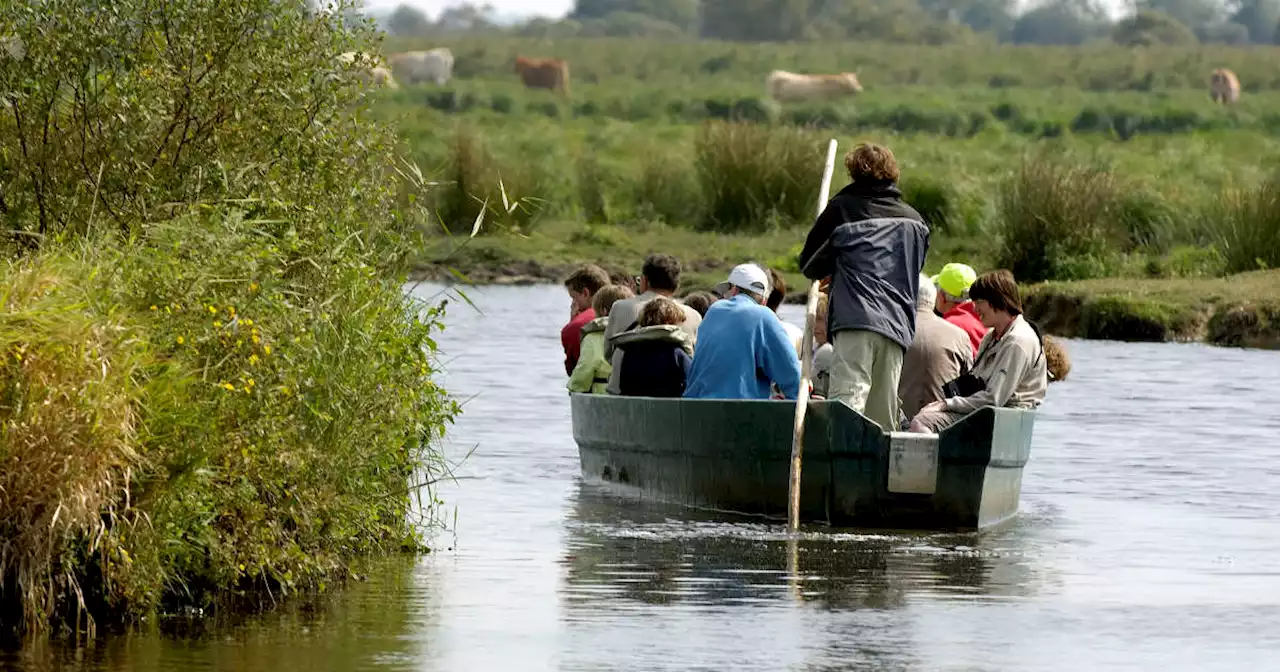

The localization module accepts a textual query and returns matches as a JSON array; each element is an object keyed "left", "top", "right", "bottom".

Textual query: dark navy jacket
[
  {"left": 614, "top": 325, "right": 693, "bottom": 398},
  {"left": 798, "top": 180, "right": 930, "bottom": 350}
]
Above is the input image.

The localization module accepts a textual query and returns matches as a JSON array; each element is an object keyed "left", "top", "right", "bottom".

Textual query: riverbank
[{"left": 413, "top": 223, "right": 1279, "bottom": 349}]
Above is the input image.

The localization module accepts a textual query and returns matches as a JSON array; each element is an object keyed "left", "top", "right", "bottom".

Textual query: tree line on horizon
[{"left": 378, "top": 0, "right": 1280, "bottom": 47}]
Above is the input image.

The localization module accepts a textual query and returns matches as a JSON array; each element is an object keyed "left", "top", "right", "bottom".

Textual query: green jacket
[{"left": 567, "top": 317, "right": 611, "bottom": 394}]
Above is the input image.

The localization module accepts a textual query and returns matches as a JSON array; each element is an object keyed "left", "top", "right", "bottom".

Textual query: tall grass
[
  {"left": 0, "top": 258, "right": 143, "bottom": 633},
  {"left": 435, "top": 125, "right": 546, "bottom": 234},
  {"left": 694, "top": 121, "right": 824, "bottom": 232},
  {"left": 1208, "top": 173, "right": 1280, "bottom": 273},
  {"left": 995, "top": 154, "right": 1130, "bottom": 282}
]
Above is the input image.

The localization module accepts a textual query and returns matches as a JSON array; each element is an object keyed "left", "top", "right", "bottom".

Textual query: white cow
[
  {"left": 389, "top": 48, "right": 455, "bottom": 86},
  {"left": 766, "top": 70, "right": 863, "bottom": 103},
  {"left": 337, "top": 51, "right": 399, "bottom": 89}
]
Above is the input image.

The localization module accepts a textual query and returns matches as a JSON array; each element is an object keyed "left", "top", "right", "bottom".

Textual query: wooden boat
[{"left": 569, "top": 393, "right": 1037, "bottom": 531}]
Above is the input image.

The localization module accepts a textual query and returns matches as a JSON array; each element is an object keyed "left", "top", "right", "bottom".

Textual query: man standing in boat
[
  {"left": 798, "top": 143, "right": 930, "bottom": 431},
  {"left": 683, "top": 264, "right": 801, "bottom": 400}
]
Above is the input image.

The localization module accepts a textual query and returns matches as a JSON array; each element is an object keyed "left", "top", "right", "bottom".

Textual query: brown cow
[
  {"left": 1210, "top": 68, "right": 1240, "bottom": 105},
  {"left": 515, "top": 56, "right": 570, "bottom": 96}
]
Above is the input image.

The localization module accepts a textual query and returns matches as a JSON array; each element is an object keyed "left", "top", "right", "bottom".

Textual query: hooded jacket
[
  {"left": 798, "top": 180, "right": 930, "bottom": 351},
  {"left": 603, "top": 291, "right": 701, "bottom": 395},
  {"left": 612, "top": 325, "right": 694, "bottom": 398},
  {"left": 566, "top": 317, "right": 611, "bottom": 395}
]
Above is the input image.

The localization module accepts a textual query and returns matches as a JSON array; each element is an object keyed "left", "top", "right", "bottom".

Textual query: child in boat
[
  {"left": 567, "top": 284, "right": 634, "bottom": 394},
  {"left": 613, "top": 296, "right": 694, "bottom": 398}
]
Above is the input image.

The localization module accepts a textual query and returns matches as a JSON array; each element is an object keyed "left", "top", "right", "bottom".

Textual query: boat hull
[{"left": 569, "top": 394, "right": 1036, "bottom": 531}]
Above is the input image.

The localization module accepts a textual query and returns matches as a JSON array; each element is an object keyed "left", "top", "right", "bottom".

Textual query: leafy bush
[
  {"left": 995, "top": 154, "right": 1129, "bottom": 281},
  {"left": 0, "top": 0, "right": 459, "bottom": 635},
  {"left": 693, "top": 122, "right": 823, "bottom": 232}
]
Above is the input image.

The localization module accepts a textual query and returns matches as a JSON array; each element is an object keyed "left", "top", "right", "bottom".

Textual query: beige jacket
[
  {"left": 603, "top": 291, "right": 701, "bottom": 395},
  {"left": 944, "top": 315, "right": 1047, "bottom": 415},
  {"left": 899, "top": 308, "right": 973, "bottom": 419}
]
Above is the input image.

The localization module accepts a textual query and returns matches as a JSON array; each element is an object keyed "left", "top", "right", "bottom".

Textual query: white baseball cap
[{"left": 715, "top": 263, "right": 770, "bottom": 299}]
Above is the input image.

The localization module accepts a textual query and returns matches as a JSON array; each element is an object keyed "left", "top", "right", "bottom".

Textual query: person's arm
[
  {"left": 561, "top": 321, "right": 578, "bottom": 376},
  {"left": 676, "top": 349, "right": 693, "bottom": 390},
  {"left": 945, "top": 343, "right": 1027, "bottom": 414},
  {"left": 567, "top": 334, "right": 601, "bottom": 393},
  {"left": 758, "top": 317, "right": 802, "bottom": 399},
  {"left": 798, "top": 202, "right": 843, "bottom": 281}
]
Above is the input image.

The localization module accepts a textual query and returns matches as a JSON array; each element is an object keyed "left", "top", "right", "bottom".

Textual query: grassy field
[{"left": 381, "top": 37, "right": 1280, "bottom": 347}]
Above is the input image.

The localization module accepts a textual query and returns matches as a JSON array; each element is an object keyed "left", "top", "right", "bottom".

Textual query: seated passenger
[
  {"left": 681, "top": 290, "right": 718, "bottom": 318},
  {"left": 898, "top": 274, "right": 973, "bottom": 422},
  {"left": 613, "top": 297, "right": 694, "bottom": 398},
  {"left": 765, "top": 267, "right": 804, "bottom": 358},
  {"left": 561, "top": 264, "right": 611, "bottom": 375},
  {"left": 909, "top": 270, "right": 1047, "bottom": 433},
  {"left": 684, "top": 264, "right": 802, "bottom": 400},
  {"left": 812, "top": 293, "right": 833, "bottom": 399},
  {"left": 604, "top": 254, "right": 703, "bottom": 394},
  {"left": 567, "top": 284, "right": 634, "bottom": 394},
  {"left": 932, "top": 262, "right": 987, "bottom": 358}
]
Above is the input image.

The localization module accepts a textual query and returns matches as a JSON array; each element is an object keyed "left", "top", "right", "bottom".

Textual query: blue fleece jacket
[{"left": 684, "top": 295, "right": 802, "bottom": 400}]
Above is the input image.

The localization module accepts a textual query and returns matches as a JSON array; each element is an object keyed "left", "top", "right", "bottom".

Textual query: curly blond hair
[
  {"left": 640, "top": 296, "right": 685, "bottom": 327},
  {"left": 845, "top": 143, "right": 899, "bottom": 183}
]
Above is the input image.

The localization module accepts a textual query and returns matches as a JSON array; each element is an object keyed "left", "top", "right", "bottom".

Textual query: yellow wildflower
[
  {"left": 252, "top": 334, "right": 260, "bottom": 344},
  {"left": 243, "top": 318, "right": 253, "bottom": 327},
  {"left": 250, "top": 282, "right": 260, "bottom": 291},
  {"left": 207, "top": 305, "right": 217, "bottom": 314},
  {"left": 248, "top": 354, "right": 259, "bottom": 365},
  {"left": 221, "top": 382, "right": 235, "bottom": 391},
  {"left": 176, "top": 336, "right": 185, "bottom": 345},
  {"left": 263, "top": 345, "right": 272, "bottom": 355},
  {"left": 228, "top": 306, "right": 237, "bottom": 317},
  {"left": 149, "top": 305, "right": 157, "bottom": 311},
  {"left": 213, "top": 321, "right": 222, "bottom": 328}
]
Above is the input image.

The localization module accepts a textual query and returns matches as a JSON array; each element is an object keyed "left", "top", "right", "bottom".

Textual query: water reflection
[
  {"left": 560, "top": 483, "right": 1046, "bottom": 616},
  {"left": 2, "top": 556, "right": 429, "bottom": 672}
]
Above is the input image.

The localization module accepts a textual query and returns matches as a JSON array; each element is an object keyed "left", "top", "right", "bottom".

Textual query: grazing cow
[
  {"left": 1210, "top": 68, "right": 1240, "bottom": 105},
  {"left": 389, "top": 48, "right": 454, "bottom": 86},
  {"left": 766, "top": 70, "right": 862, "bottom": 103},
  {"left": 338, "top": 51, "right": 398, "bottom": 89},
  {"left": 515, "top": 56, "right": 570, "bottom": 96}
]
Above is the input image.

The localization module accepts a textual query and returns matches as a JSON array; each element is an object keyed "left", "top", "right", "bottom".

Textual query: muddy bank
[{"left": 1025, "top": 277, "right": 1280, "bottom": 350}]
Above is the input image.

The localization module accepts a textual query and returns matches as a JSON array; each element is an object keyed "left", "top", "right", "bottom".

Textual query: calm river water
[{"left": 7, "top": 283, "right": 1280, "bottom": 671}]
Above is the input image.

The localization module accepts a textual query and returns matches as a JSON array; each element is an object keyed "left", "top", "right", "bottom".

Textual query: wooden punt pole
[{"left": 787, "top": 138, "right": 839, "bottom": 531}]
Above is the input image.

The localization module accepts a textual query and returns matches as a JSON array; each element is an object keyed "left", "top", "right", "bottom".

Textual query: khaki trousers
[{"left": 830, "top": 330, "right": 904, "bottom": 432}]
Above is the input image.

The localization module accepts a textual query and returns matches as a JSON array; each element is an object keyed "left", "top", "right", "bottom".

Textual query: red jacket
[
  {"left": 944, "top": 302, "right": 987, "bottom": 358},
  {"left": 561, "top": 307, "right": 596, "bottom": 375}
]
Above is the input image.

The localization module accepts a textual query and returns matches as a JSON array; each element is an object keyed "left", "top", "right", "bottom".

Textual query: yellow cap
[{"left": 930, "top": 263, "right": 978, "bottom": 299}]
